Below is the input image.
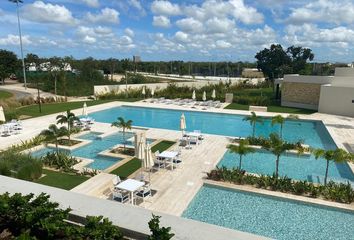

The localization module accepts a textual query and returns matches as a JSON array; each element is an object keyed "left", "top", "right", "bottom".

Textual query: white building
[{"left": 281, "top": 67, "right": 354, "bottom": 117}]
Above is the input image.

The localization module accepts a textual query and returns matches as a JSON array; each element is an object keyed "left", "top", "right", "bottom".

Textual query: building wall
[
  {"left": 281, "top": 82, "right": 322, "bottom": 110},
  {"left": 318, "top": 85, "right": 354, "bottom": 117}
]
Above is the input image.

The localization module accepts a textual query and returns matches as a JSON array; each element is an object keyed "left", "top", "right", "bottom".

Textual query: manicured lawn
[
  {"left": 225, "top": 103, "right": 316, "bottom": 114},
  {"left": 110, "top": 140, "right": 177, "bottom": 179},
  {"left": 110, "top": 158, "right": 141, "bottom": 179},
  {"left": 35, "top": 169, "right": 89, "bottom": 190},
  {"left": 0, "top": 90, "right": 13, "bottom": 100},
  {"left": 151, "top": 140, "right": 176, "bottom": 153},
  {"left": 15, "top": 98, "right": 139, "bottom": 118}
]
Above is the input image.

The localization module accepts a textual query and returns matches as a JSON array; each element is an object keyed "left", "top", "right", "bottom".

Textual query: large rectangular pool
[
  {"left": 89, "top": 106, "right": 336, "bottom": 149},
  {"left": 182, "top": 184, "right": 354, "bottom": 240}
]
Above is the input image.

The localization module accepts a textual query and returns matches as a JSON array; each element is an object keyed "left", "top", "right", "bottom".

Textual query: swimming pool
[
  {"left": 31, "top": 132, "right": 154, "bottom": 170},
  {"left": 89, "top": 106, "right": 335, "bottom": 149},
  {"left": 183, "top": 184, "right": 354, "bottom": 240},
  {"left": 218, "top": 149, "right": 354, "bottom": 184}
]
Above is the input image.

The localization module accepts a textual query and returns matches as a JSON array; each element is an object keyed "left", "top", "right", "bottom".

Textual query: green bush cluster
[
  {"left": 207, "top": 167, "right": 354, "bottom": 204},
  {"left": 41, "top": 152, "right": 79, "bottom": 173},
  {"left": 0, "top": 151, "right": 42, "bottom": 181},
  {"left": 0, "top": 192, "right": 123, "bottom": 239},
  {"left": 0, "top": 192, "right": 174, "bottom": 239},
  {"left": 241, "top": 136, "right": 305, "bottom": 150}
]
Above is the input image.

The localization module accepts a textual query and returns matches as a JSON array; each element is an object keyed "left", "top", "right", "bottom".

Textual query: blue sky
[{"left": 0, "top": 0, "right": 354, "bottom": 62}]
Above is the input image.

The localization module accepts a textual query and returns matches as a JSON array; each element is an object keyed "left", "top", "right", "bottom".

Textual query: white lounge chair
[
  {"left": 136, "top": 185, "right": 152, "bottom": 198},
  {"left": 112, "top": 176, "right": 122, "bottom": 187}
]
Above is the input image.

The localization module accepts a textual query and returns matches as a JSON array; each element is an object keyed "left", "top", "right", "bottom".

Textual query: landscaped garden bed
[
  {"left": 57, "top": 139, "right": 82, "bottom": 146},
  {"left": 207, "top": 167, "right": 354, "bottom": 204},
  {"left": 110, "top": 146, "right": 135, "bottom": 156}
]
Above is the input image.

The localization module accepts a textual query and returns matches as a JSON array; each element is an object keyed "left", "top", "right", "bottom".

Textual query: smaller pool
[
  {"left": 183, "top": 184, "right": 354, "bottom": 240},
  {"left": 30, "top": 132, "right": 155, "bottom": 170},
  {"left": 218, "top": 149, "right": 354, "bottom": 184}
]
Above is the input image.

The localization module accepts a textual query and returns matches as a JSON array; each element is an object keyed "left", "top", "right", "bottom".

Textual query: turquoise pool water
[
  {"left": 183, "top": 185, "right": 354, "bottom": 240},
  {"left": 89, "top": 106, "right": 335, "bottom": 149},
  {"left": 31, "top": 132, "right": 154, "bottom": 170},
  {"left": 218, "top": 149, "right": 354, "bottom": 184}
]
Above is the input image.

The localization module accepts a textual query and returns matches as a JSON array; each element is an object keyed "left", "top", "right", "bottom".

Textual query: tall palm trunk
[
  {"left": 122, "top": 128, "right": 126, "bottom": 151},
  {"left": 324, "top": 160, "right": 329, "bottom": 185},
  {"left": 55, "top": 139, "right": 59, "bottom": 154},
  {"left": 275, "top": 155, "right": 280, "bottom": 178},
  {"left": 67, "top": 122, "right": 71, "bottom": 141},
  {"left": 280, "top": 124, "right": 283, "bottom": 139},
  {"left": 252, "top": 123, "right": 256, "bottom": 137},
  {"left": 239, "top": 155, "right": 242, "bottom": 169}
]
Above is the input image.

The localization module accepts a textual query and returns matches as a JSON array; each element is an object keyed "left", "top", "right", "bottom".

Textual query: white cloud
[
  {"left": 86, "top": 8, "right": 119, "bottom": 24},
  {"left": 284, "top": 24, "right": 354, "bottom": 48},
  {"left": 82, "top": 35, "right": 96, "bottom": 44},
  {"left": 151, "top": 0, "right": 181, "bottom": 16},
  {"left": 0, "top": 34, "right": 32, "bottom": 45},
  {"left": 21, "top": 1, "right": 76, "bottom": 25},
  {"left": 153, "top": 15, "right": 171, "bottom": 28},
  {"left": 80, "top": 0, "right": 100, "bottom": 8},
  {"left": 174, "top": 31, "right": 190, "bottom": 43},
  {"left": 124, "top": 28, "right": 135, "bottom": 37},
  {"left": 229, "top": 0, "right": 264, "bottom": 24},
  {"left": 216, "top": 40, "right": 232, "bottom": 48},
  {"left": 205, "top": 17, "right": 235, "bottom": 34},
  {"left": 287, "top": 0, "right": 354, "bottom": 25},
  {"left": 128, "top": 0, "right": 146, "bottom": 15},
  {"left": 176, "top": 17, "right": 203, "bottom": 33}
]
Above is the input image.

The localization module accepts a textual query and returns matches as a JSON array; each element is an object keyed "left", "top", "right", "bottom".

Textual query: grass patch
[
  {"left": 16, "top": 98, "right": 142, "bottom": 118},
  {"left": 225, "top": 103, "right": 316, "bottom": 114},
  {"left": 151, "top": 140, "right": 176, "bottom": 153},
  {"left": 0, "top": 90, "right": 13, "bottom": 100},
  {"left": 110, "top": 158, "right": 141, "bottom": 179},
  {"left": 35, "top": 169, "right": 89, "bottom": 190}
]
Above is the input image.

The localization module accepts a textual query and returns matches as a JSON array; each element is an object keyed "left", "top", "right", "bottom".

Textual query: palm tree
[
  {"left": 40, "top": 124, "right": 68, "bottom": 154},
  {"left": 312, "top": 148, "right": 352, "bottom": 185},
  {"left": 262, "top": 133, "right": 298, "bottom": 178},
  {"left": 111, "top": 117, "right": 133, "bottom": 151},
  {"left": 227, "top": 140, "right": 255, "bottom": 169},
  {"left": 271, "top": 114, "right": 299, "bottom": 138},
  {"left": 243, "top": 111, "right": 263, "bottom": 137},
  {"left": 56, "top": 110, "right": 79, "bottom": 141}
]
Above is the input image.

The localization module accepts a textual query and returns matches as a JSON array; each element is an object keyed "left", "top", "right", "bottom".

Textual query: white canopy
[
  {"left": 192, "top": 90, "right": 196, "bottom": 100},
  {"left": 0, "top": 106, "right": 5, "bottom": 123},
  {"left": 143, "top": 143, "right": 154, "bottom": 170},
  {"left": 202, "top": 91, "right": 206, "bottom": 101},
  {"left": 212, "top": 89, "right": 216, "bottom": 99},
  {"left": 82, "top": 102, "right": 88, "bottom": 116},
  {"left": 180, "top": 113, "right": 186, "bottom": 132},
  {"left": 137, "top": 133, "right": 145, "bottom": 160}
]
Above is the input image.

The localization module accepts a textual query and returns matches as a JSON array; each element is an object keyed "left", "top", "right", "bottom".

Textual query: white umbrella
[
  {"left": 192, "top": 90, "right": 196, "bottom": 100},
  {"left": 212, "top": 89, "right": 216, "bottom": 100},
  {"left": 137, "top": 133, "right": 145, "bottom": 160},
  {"left": 142, "top": 86, "right": 146, "bottom": 95},
  {"left": 202, "top": 91, "right": 206, "bottom": 101},
  {"left": 151, "top": 88, "right": 155, "bottom": 98},
  {"left": 0, "top": 106, "right": 5, "bottom": 123},
  {"left": 180, "top": 113, "right": 186, "bottom": 136},
  {"left": 82, "top": 102, "right": 88, "bottom": 116},
  {"left": 144, "top": 143, "right": 154, "bottom": 184}
]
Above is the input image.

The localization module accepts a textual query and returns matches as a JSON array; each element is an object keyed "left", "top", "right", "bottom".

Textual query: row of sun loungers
[
  {"left": 151, "top": 98, "right": 222, "bottom": 109},
  {"left": 0, "top": 120, "right": 23, "bottom": 137}
]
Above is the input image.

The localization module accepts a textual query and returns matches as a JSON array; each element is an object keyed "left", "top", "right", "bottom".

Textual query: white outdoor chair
[{"left": 112, "top": 190, "right": 129, "bottom": 203}]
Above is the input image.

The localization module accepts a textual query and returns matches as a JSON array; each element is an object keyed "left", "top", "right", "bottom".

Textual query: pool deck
[{"left": 1, "top": 100, "right": 354, "bottom": 216}]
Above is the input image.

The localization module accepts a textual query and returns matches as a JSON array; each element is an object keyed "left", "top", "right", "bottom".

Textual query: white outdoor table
[
  {"left": 115, "top": 179, "right": 144, "bottom": 205},
  {"left": 186, "top": 132, "right": 201, "bottom": 138},
  {"left": 158, "top": 151, "right": 178, "bottom": 170}
]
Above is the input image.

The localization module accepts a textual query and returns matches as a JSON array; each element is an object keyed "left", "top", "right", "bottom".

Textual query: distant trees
[
  {"left": 255, "top": 44, "right": 314, "bottom": 80},
  {"left": 0, "top": 49, "right": 18, "bottom": 84}
]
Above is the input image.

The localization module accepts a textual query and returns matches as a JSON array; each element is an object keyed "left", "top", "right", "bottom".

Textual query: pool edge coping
[{"left": 204, "top": 179, "right": 354, "bottom": 213}]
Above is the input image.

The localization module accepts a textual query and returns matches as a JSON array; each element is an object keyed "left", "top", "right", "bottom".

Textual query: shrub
[
  {"left": 41, "top": 152, "right": 79, "bottom": 172},
  {"left": 16, "top": 160, "right": 43, "bottom": 181},
  {"left": 207, "top": 167, "right": 354, "bottom": 204},
  {"left": 148, "top": 214, "right": 174, "bottom": 240}
]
